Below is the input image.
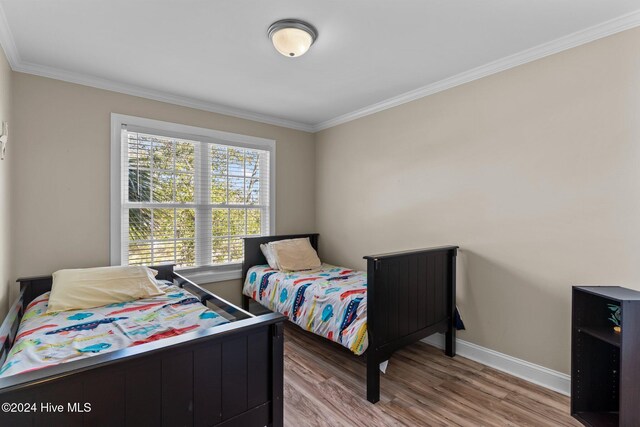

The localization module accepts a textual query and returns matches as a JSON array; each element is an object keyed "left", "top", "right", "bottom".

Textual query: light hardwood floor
[{"left": 283, "top": 323, "right": 580, "bottom": 427}]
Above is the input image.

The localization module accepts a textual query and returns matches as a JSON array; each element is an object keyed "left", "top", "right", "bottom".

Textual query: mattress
[
  {"left": 243, "top": 264, "right": 368, "bottom": 355},
  {"left": 0, "top": 283, "right": 229, "bottom": 377}
]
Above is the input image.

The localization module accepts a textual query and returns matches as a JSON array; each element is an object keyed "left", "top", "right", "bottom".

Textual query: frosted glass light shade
[
  {"left": 272, "top": 28, "right": 313, "bottom": 57},
  {"left": 268, "top": 20, "right": 317, "bottom": 58}
]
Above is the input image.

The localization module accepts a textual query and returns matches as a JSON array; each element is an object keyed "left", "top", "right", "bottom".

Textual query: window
[{"left": 111, "top": 114, "right": 275, "bottom": 279}]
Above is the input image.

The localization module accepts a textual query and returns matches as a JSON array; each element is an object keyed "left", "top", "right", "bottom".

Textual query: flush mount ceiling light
[{"left": 268, "top": 19, "right": 318, "bottom": 58}]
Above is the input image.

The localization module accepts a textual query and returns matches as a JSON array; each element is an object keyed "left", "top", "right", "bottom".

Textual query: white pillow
[
  {"left": 47, "top": 266, "right": 164, "bottom": 313},
  {"left": 269, "top": 238, "right": 321, "bottom": 272},
  {"left": 260, "top": 243, "right": 280, "bottom": 270}
]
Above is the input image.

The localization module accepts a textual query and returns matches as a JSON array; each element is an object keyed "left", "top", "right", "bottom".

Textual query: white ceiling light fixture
[{"left": 268, "top": 19, "right": 318, "bottom": 58}]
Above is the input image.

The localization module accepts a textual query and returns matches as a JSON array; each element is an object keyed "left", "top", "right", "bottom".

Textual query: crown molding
[
  {"left": 1, "top": 1, "right": 639, "bottom": 134},
  {"left": 12, "top": 61, "right": 316, "bottom": 132},
  {"left": 313, "top": 9, "right": 640, "bottom": 132}
]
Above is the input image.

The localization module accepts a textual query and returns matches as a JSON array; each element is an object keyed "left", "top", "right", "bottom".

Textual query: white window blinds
[{"left": 119, "top": 124, "right": 272, "bottom": 269}]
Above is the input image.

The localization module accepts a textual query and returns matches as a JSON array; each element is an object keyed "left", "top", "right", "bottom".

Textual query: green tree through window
[{"left": 123, "top": 130, "right": 270, "bottom": 268}]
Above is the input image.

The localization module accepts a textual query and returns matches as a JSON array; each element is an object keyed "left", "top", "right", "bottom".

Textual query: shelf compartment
[
  {"left": 574, "top": 411, "right": 619, "bottom": 427},
  {"left": 578, "top": 326, "right": 621, "bottom": 348}
]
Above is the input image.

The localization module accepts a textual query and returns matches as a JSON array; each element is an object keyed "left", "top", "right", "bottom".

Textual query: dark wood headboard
[{"left": 242, "top": 234, "right": 319, "bottom": 282}]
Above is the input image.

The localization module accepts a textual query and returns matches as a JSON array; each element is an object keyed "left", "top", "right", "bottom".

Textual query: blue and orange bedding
[
  {"left": 0, "top": 283, "right": 229, "bottom": 377},
  {"left": 243, "top": 264, "right": 368, "bottom": 355}
]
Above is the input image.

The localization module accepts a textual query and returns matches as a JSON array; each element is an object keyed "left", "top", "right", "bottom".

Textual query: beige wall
[
  {"left": 10, "top": 73, "right": 315, "bottom": 304},
  {"left": 315, "top": 28, "right": 640, "bottom": 374},
  {"left": 0, "top": 46, "right": 12, "bottom": 319}
]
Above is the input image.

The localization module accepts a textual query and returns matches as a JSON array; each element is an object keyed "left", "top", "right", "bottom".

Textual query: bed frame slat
[
  {"left": 247, "top": 329, "right": 270, "bottom": 407},
  {"left": 127, "top": 359, "right": 162, "bottom": 426},
  {"left": 194, "top": 343, "right": 222, "bottom": 426},
  {"left": 82, "top": 368, "right": 125, "bottom": 425},
  {"left": 162, "top": 351, "right": 194, "bottom": 426},
  {"left": 222, "top": 336, "right": 248, "bottom": 419}
]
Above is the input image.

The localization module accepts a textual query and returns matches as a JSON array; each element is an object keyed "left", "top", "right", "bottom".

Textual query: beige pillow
[
  {"left": 269, "top": 238, "right": 321, "bottom": 272},
  {"left": 47, "top": 266, "right": 164, "bottom": 313}
]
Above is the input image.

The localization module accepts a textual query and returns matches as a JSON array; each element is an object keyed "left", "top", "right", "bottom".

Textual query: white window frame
[{"left": 110, "top": 113, "right": 276, "bottom": 283}]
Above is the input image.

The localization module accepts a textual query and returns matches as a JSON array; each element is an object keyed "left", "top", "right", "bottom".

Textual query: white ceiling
[{"left": 1, "top": 1, "right": 639, "bottom": 131}]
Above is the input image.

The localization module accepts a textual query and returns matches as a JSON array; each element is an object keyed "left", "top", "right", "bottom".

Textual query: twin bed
[
  {"left": 0, "top": 265, "right": 285, "bottom": 427},
  {"left": 0, "top": 233, "right": 458, "bottom": 426},
  {"left": 242, "top": 234, "right": 459, "bottom": 404}
]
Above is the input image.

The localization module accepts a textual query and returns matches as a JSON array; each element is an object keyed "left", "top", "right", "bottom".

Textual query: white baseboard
[{"left": 422, "top": 334, "right": 570, "bottom": 396}]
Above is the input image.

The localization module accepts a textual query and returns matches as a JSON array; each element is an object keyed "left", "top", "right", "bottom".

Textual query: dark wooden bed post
[
  {"left": 445, "top": 249, "right": 457, "bottom": 357},
  {"left": 366, "top": 258, "right": 380, "bottom": 403},
  {"left": 271, "top": 322, "right": 284, "bottom": 427}
]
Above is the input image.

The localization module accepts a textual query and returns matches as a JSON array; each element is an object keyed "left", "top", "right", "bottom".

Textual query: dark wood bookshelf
[{"left": 572, "top": 286, "right": 640, "bottom": 426}]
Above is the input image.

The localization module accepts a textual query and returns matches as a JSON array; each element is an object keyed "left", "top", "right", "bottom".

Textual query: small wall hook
[{"left": 0, "top": 122, "right": 8, "bottom": 160}]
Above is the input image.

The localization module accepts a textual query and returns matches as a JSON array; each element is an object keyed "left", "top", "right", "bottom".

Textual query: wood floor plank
[
  {"left": 381, "top": 398, "right": 454, "bottom": 427},
  {"left": 392, "top": 386, "right": 503, "bottom": 427},
  {"left": 505, "top": 393, "right": 578, "bottom": 427},
  {"left": 476, "top": 368, "right": 572, "bottom": 412},
  {"left": 284, "top": 381, "right": 341, "bottom": 427},
  {"left": 283, "top": 324, "right": 579, "bottom": 426}
]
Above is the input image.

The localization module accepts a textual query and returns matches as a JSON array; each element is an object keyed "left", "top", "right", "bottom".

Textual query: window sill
[{"left": 177, "top": 265, "right": 243, "bottom": 285}]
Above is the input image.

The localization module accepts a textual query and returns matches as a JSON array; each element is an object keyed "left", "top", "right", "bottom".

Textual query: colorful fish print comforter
[
  {"left": 0, "top": 283, "right": 229, "bottom": 377},
  {"left": 244, "top": 264, "right": 368, "bottom": 355}
]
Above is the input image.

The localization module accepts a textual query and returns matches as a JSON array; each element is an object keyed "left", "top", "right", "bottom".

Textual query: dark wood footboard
[
  {"left": 0, "top": 266, "right": 285, "bottom": 427},
  {"left": 364, "top": 245, "right": 458, "bottom": 403}
]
